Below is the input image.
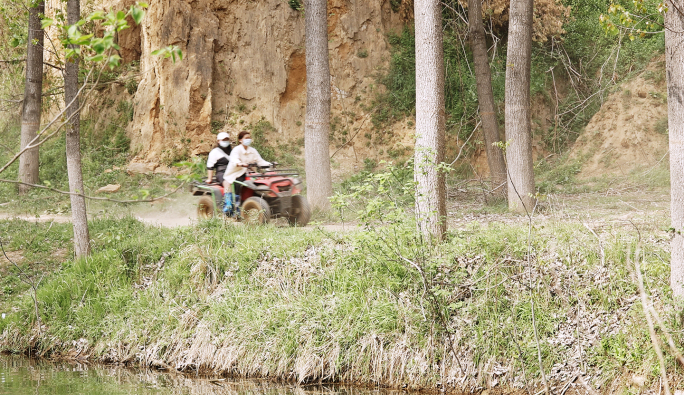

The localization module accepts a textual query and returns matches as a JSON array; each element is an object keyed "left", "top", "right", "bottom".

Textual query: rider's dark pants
[{"left": 233, "top": 174, "right": 246, "bottom": 198}]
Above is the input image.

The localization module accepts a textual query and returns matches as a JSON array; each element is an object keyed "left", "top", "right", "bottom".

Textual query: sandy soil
[
  {"left": 0, "top": 189, "right": 670, "bottom": 236},
  {"left": 570, "top": 58, "right": 669, "bottom": 179}
]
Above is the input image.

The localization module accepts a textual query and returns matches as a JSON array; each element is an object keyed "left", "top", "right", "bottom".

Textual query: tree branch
[
  {"left": 0, "top": 58, "right": 26, "bottom": 64},
  {"left": 0, "top": 62, "right": 101, "bottom": 176},
  {"left": 0, "top": 178, "right": 187, "bottom": 204}
]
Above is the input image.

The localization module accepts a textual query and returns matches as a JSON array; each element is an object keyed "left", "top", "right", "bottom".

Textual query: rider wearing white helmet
[{"left": 206, "top": 132, "right": 233, "bottom": 190}]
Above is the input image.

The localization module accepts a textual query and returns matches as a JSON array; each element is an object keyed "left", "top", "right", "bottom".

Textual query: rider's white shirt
[
  {"left": 206, "top": 147, "right": 230, "bottom": 169},
  {"left": 223, "top": 145, "right": 271, "bottom": 184}
]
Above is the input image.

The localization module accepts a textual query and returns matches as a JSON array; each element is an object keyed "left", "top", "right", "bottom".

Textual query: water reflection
[{"left": 0, "top": 354, "right": 404, "bottom": 395}]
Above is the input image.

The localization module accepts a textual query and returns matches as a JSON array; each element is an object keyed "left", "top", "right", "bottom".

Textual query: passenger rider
[{"left": 205, "top": 132, "right": 232, "bottom": 189}]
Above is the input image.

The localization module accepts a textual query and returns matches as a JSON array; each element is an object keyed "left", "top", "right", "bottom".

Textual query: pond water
[{"left": 0, "top": 354, "right": 398, "bottom": 395}]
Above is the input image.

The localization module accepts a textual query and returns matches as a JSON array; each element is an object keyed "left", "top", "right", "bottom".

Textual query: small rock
[
  {"left": 97, "top": 184, "right": 121, "bottom": 193},
  {"left": 154, "top": 165, "right": 175, "bottom": 176},
  {"left": 104, "top": 169, "right": 113, "bottom": 173},
  {"left": 127, "top": 162, "right": 156, "bottom": 174},
  {"left": 631, "top": 375, "right": 646, "bottom": 387}
]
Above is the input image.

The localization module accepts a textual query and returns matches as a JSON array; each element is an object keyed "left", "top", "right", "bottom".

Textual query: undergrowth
[
  {"left": 373, "top": 0, "right": 665, "bottom": 157},
  {"left": 0, "top": 99, "right": 182, "bottom": 216},
  {"left": 0, "top": 179, "right": 679, "bottom": 392}
]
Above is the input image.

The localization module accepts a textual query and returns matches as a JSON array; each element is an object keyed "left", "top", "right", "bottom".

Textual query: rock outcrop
[{"left": 118, "top": 0, "right": 405, "bottom": 173}]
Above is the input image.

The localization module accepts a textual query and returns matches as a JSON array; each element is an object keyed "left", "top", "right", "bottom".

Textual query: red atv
[{"left": 190, "top": 164, "right": 311, "bottom": 226}]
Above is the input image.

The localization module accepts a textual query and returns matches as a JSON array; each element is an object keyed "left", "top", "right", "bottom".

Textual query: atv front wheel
[
  {"left": 287, "top": 195, "right": 311, "bottom": 227},
  {"left": 197, "top": 196, "right": 215, "bottom": 219},
  {"left": 241, "top": 197, "right": 271, "bottom": 225}
]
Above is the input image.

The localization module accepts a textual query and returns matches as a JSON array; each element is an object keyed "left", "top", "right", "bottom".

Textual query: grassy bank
[{"left": 0, "top": 207, "right": 680, "bottom": 393}]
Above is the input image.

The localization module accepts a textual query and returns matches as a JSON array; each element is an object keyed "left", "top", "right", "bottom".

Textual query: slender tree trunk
[
  {"left": 666, "top": 1, "right": 684, "bottom": 298},
  {"left": 18, "top": 1, "right": 45, "bottom": 194},
  {"left": 304, "top": 0, "right": 333, "bottom": 210},
  {"left": 65, "top": 0, "right": 90, "bottom": 257},
  {"left": 468, "top": 0, "right": 506, "bottom": 194},
  {"left": 504, "top": 0, "right": 535, "bottom": 213},
  {"left": 414, "top": 0, "right": 446, "bottom": 241}
]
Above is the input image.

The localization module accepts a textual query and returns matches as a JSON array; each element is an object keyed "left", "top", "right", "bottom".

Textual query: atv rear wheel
[
  {"left": 241, "top": 197, "right": 271, "bottom": 225},
  {"left": 197, "top": 196, "right": 215, "bottom": 219},
  {"left": 287, "top": 195, "right": 311, "bottom": 226}
]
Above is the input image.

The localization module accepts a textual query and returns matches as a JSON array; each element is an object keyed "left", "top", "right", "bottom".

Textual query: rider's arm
[{"left": 206, "top": 149, "right": 219, "bottom": 182}]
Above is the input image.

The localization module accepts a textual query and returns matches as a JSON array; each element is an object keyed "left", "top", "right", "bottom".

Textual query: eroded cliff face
[{"left": 113, "top": 0, "right": 406, "bottom": 173}]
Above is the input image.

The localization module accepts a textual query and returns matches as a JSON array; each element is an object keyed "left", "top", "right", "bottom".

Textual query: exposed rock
[
  {"left": 97, "top": 184, "right": 121, "bottom": 193},
  {"left": 120, "top": 0, "right": 405, "bottom": 176},
  {"left": 153, "top": 165, "right": 176, "bottom": 176},
  {"left": 126, "top": 162, "right": 156, "bottom": 174}
]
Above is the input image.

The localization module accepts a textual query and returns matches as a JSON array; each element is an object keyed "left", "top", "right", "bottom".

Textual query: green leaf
[
  {"left": 88, "top": 11, "right": 106, "bottom": 21},
  {"left": 74, "top": 34, "right": 93, "bottom": 46},
  {"left": 131, "top": 7, "right": 145, "bottom": 24},
  {"left": 116, "top": 10, "right": 126, "bottom": 21},
  {"left": 85, "top": 54, "right": 105, "bottom": 62},
  {"left": 107, "top": 54, "right": 121, "bottom": 69},
  {"left": 92, "top": 41, "right": 106, "bottom": 54},
  {"left": 137, "top": 2, "right": 149, "bottom": 8},
  {"left": 40, "top": 18, "right": 54, "bottom": 29},
  {"left": 67, "top": 24, "right": 79, "bottom": 39}
]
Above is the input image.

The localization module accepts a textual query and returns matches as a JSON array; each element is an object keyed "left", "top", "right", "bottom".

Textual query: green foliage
[
  {"left": 151, "top": 45, "right": 183, "bottom": 63},
  {"left": 0, "top": 212, "right": 674, "bottom": 389},
  {"left": 333, "top": 161, "right": 414, "bottom": 223},
  {"left": 42, "top": 2, "right": 150, "bottom": 69},
  {"left": 244, "top": 117, "right": 301, "bottom": 168},
  {"left": 374, "top": 0, "right": 665, "bottom": 157},
  {"left": 535, "top": 155, "right": 583, "bottom": 193},
  {"left": 599, "top": 0, "right": 665, "bottom": 38},
  {"left": 287, "top": 0, "right": 302, "bottom": 11},
  {"left": 372, "top": 28, "right": 416, "bottom": 128}
]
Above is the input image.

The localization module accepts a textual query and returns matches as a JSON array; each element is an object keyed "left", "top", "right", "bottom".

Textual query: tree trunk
[
  {"left": 18, "top": 1, "right": 45, "bottom": 194},
  {"left": 414, "top": 0, "right": 447, "bottom": 241},
  {"left": 666, "top": 2, "right": 684, "bottom": 298},
  {"left": 304, "top": 0, "right": 333, "bottom": 210},
  {"left": 504, "top": 0, "right": 536, "bottom": 213},
  {"left": 468, "top": 0, "right": 507, "bottom": 194},
  {"left": 65, "top": 0, "right": 91, "bottom": 257}
]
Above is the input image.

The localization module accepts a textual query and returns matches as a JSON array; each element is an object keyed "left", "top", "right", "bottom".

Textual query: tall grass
[{"left": 0, "top": 210, "right": 678, "bottom": 392}]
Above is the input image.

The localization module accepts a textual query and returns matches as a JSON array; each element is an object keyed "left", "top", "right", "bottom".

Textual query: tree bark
[
  {"left": 504, "top": 0, "right": 536, "bottom": 213},
  {"left": 304, "top": 0, "right": 333, "bottom": 210},
  {"left": 65, "top": 0, "right": 91, "bottom": 257},
  {"left": 468, "top": 0, "right": 507, "bottom": 194},
  {"left": 18, "top": 1, "right": 45, "bottom": 194},
  {"left": 414, "top": 0, "right": 447, "bottom": 241},
  {"left": 666, "top": 1, "right": 684, "bottom": 298}
]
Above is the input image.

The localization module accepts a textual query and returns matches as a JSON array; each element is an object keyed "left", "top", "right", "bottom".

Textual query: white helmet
[{"left": 216, "top": 132, "right": 230, "bottom": 140}]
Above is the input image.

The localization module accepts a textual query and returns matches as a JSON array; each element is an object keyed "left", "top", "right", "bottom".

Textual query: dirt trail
[{"left": 0, "top": 190, "right": 670, "bottom": 234}]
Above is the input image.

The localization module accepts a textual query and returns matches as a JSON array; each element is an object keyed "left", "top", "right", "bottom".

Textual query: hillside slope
[{"left": 570, "top": 58, "right": 669, "bottom": 179}]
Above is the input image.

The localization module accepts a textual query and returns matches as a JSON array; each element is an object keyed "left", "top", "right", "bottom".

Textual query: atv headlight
[{"left": 292, "top": 178, "right": 302, "bottom": 185}]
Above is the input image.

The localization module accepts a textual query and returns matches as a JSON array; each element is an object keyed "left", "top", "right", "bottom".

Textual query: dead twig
[
  {"left": 0, "top": 237, "right": 44, "bottom": 331},
  {"left": 0, "top": 178, "right": 186, "bottom": 204},
  {"left": 634, "top": 248, "right": 672, "bottom": 395}
]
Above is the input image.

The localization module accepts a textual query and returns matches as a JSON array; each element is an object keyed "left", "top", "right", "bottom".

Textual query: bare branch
[
  {"left": 634, "top": 249, "right": 672, "bottom": 395},
  {"left": 0, "top": 58, "right": 26, "bottom": 64},
  {"left": 0, "top": 178, "right": 187, "bottom": 204},
  {"left": 0, "top": 62, "right": 101, "bottom": 176}
]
